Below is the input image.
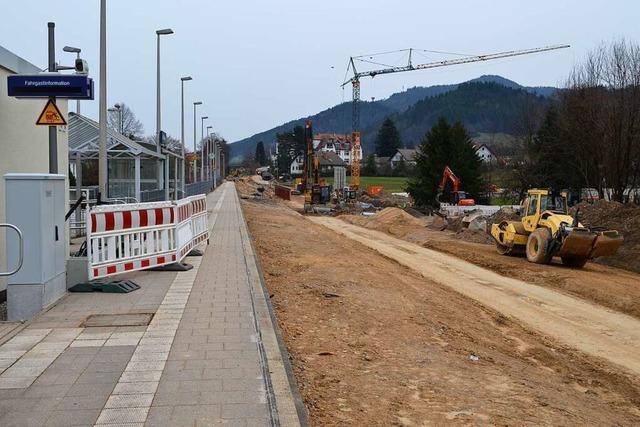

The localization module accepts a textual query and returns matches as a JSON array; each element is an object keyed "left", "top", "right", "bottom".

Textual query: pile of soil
[
  {"left": 486, "top": 207, "right": 521, "bottom": 227},
  {"left": 455, "top": 228, "right": 495, "bottom": 244},
  {"left": 235, "top": 176, "right": 275, "bottom": 200},
  {"left": 371, "top": 207, "right": 424, "bottom": 227},
  {"left": 342, "top": 208, "right": 426, "bottom": 238},
  {"left": 573, "top": 200, "right": 640, "bottom": 273},
  {"left": 359, "top": 193, "right": 410, "bottom": 208},
  {"left": 445, "top": 215, "right": 464, "bottom": 232}
]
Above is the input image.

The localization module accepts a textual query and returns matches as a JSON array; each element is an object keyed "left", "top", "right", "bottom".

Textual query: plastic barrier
[
  {"left": 86, "top": 195, "right": 209, "bottom": 280},
  {"left": 367, "top": 185, "right": 384, "bottom": 196}
]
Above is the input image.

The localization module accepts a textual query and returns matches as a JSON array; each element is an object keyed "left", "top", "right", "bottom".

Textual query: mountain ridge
[{"left": 229, "top": 75, "right": 556, "bottom": 163}]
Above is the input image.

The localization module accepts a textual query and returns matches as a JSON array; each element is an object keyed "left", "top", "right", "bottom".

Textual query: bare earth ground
[
  {"left": 240, "top": 195, "right": 640, "bottom": 426},
  {"left": 341, "top": 212, "right": 640, "bottom": 320}
]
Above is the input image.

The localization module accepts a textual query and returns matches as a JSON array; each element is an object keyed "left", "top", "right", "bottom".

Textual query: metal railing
[
  {"left": 1, "top": 223, "right": 24, "bottom": 277},
  {"left": 140, "top": 189, "right": 166, "bottom": 202},
  {"left": 185, "top": 180, "right": 213, "bottom": 197}
]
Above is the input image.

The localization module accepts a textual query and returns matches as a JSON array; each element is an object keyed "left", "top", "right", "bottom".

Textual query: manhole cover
[{"left": 83, "top": 313, "right": 153, "bottom": 327}]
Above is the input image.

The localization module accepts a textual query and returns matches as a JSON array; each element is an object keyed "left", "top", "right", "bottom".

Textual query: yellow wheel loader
[{"left": 490, "top": 189, "right": 623, "bottom": 267}]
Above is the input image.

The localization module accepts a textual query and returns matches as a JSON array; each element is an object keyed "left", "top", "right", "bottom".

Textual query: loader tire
[
  {"left": 561, "top": 257, "right": 588, "bottom": 268},
  {"left": 496, "top": 243, "right": 523, "bottom": 256},
  {"left": 526, "top": 228, "right": 553, "bottom": 264}
]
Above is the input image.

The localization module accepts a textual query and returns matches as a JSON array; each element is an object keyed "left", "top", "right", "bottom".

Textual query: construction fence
[{"left": 86, "top": 194, "right": 209, "bottom": 280}]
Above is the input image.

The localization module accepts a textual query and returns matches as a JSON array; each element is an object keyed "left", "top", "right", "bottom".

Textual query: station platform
[{"left": 0, "top": 182, "right": 302, "bottom": 427}]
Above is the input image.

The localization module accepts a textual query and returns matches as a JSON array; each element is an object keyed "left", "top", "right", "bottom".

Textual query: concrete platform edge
[{"left": 234, "top": 186, "right": 309, "bottom": 427}]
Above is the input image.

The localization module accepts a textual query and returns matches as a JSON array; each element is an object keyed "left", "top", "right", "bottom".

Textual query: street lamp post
[
  {"left": 62, "top": 46, "right": 81, "bottom": 115},
  {"left": 206, "top": 125, "right": 213, "bottom": 181},
  {"left": 98, "top": 0, "right": 107, "bottom": 199},
  {"left": 200, "top": 116, "right": 208, "bottom": 182},
  {"left": 156, "top": 28, "right": 173, "bottom": 198},
  {"left": 180, "top": 76, "right": 192, "bottom": 197},
  {"left": 193, "top": 101, "right": 202, "bottom": 182},
  {"left": 213, "top": 141, "right": 219, "bottom": 188}
]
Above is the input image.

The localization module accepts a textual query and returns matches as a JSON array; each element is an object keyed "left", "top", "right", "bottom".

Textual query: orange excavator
[{"left": 436, "top": 166, "right": 475, "bottom": 206}]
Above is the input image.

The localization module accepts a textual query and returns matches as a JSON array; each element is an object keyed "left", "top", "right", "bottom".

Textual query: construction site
[
  {"left": 236, "top": 172, "right": 640, "bottom": 425},
  {"left": 2, "top": 3, "right": 640, "bottom": 426},
  {"left": 227, "top": 38, "right": 640, "bottom": 426}
]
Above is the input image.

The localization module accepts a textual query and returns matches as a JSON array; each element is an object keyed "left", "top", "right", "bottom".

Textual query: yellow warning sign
[{"left": 36, "top": 99, "right": 67, "bottom": 126}]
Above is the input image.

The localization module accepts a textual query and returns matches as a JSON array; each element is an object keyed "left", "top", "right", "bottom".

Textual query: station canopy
[{"left": 68, "top": 112, "right": 164, "bottom": 160}]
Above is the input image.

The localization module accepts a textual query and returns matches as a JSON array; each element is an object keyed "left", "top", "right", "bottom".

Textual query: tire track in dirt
[{"left": 310, "top": 217, "right": 640, "bottom": 376}]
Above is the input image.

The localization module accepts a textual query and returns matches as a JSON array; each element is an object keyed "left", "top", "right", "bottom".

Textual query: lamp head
[
  {"left": 63, "top": 46, "right": 81, "bottom": 53},
  {"left": 181, "top": 76, "right": 192, "bottom": 81},
  {"left": 156, "top": 28, "right": 174, "bottom": 35}
]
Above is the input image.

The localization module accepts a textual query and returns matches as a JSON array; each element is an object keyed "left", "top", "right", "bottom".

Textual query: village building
[
  {"left": 390, "top": 148, "right": 418, "bottom": 169},
  {"left": 474, "top": 143, "right": 497, "bottom": 163}
]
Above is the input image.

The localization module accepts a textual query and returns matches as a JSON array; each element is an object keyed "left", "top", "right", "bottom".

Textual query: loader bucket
[
  {"left": 558, "top": 228, "right": 597, "bottom": 258},
  {"left": 590, "top": 232, "right": 624, "bottom": 258}
]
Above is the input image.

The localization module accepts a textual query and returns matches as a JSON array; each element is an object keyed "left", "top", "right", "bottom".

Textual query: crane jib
[{"left": 344, "top": 44, "right": 570, "bottom": 82}]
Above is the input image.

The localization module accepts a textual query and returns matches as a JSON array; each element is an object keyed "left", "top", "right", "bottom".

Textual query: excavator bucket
[
  {"left": 590, "top": 231, "right": 624, "bottom": 258},
  {"left": 558, "top": 228, "right": 597, "bottom": 258}
]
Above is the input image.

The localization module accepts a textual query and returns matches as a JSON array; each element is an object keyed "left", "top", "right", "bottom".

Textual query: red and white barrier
[{"left": 86, "top": 195, "right": 209, "bottom": 280}]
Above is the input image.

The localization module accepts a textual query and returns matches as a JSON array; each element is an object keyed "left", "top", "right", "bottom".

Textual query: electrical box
[{"left": 5, "top": 173, "right": 67, "bottom": 321}]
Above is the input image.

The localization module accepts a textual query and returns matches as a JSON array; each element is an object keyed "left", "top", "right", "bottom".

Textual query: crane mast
[{"left": 343, "top": 44, "right": 570, "bottom": 189}]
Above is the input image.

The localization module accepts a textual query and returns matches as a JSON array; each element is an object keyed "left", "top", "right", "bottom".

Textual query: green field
[{"left": 323, "top": 176, "right": 409, "bottom": 193}]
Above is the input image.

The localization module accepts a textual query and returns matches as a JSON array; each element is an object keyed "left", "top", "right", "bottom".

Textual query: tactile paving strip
[{"left": 94, "top": 258, "right": 200, "bottom": 426}]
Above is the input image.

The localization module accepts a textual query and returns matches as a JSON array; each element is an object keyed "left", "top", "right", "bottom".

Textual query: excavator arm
[
  {"left": 436, "top": 166, "right": 461, "bottom": 203},
  {"left": 438, "top": 166, "right": 461, "bottom": 193}
]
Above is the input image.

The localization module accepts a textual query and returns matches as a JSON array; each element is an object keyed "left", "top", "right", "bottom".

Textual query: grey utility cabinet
[{"left": 5, "top": 173, "right": 67, "bottom": 321}]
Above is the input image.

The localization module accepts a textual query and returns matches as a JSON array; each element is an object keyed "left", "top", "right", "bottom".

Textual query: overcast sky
[{"left": 2, "top": 1, "right": 638, "bottom": 143}]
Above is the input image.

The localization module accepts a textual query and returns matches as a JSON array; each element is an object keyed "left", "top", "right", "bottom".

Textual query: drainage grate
[{"left": 83, "top": 313, "right": 153, "bottom": 327}]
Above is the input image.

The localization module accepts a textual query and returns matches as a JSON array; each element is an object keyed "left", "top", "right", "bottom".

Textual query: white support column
[
  {"left": 134, "top": 155, "right": 141, "bottom": 202},
  {"left": 174, "top": 156, "right": 178, "bottom": 201}
]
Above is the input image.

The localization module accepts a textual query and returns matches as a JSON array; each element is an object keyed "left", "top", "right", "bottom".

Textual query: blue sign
[{"left": 7, "top": 74, "right": 94, "bottom": 100}]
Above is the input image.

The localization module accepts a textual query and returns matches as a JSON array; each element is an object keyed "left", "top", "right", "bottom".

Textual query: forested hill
[
  {"left": 361, "top": 82, "right": 550, "bottom": 151},
  {"left": 229, "top": 75, "right": 556, "bottom": 163}
]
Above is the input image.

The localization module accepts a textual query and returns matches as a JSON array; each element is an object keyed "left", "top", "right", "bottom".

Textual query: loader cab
[
  {"left": 521, "top": 193, "right": 541, "bottom": 232},
  {"left": 540, "top": 193, "right": 568, "bottom": 215},
  {"left": 521, "top": 189, "right": 569, "bottom": 232}
]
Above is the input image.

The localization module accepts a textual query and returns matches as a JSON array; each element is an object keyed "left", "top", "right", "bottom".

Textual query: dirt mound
[
  {"left": 455, "top": 228, "right": 494, "bottom": 244},
  {"left": 487, "top": 207, "right": 520, "bottom": 226},
  {"left": 371, "top": 207, "right": 424, "bottom": 227},
  {"left": 340, "top": 208, "right": 426, "bottom": 238},
  {"left": 573, "top": 200, "right": 640, "bottom": 273}
]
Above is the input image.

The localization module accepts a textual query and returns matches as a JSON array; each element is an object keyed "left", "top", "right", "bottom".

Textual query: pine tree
[
  {"left": 374, "top": 118, "right": 402, "bottom": 157},
  {"left": 362, "top": 153, "right": 377, "bottom": 176},
  {"left": 275, "top": 126, "right": 305, "bottom": 175},
  {"left": 254, "top": 141, "right": 268, "bottom": 166},
  {"left": 407, "top": 118, "right": 484, "bottom": 206}
]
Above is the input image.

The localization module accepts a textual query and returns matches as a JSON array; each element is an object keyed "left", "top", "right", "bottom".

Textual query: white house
[
  {"left": 290, "top": 155, "right": 304, "bottom": 176},
  {"left": 474, "top": 143, "right": 496, "bottom": 163},
  {"left": 314, "top": 133, "right": 362, "bottom": 166},
  {"left": 390, "top": 148, "right": 418, "bottom": 169}
]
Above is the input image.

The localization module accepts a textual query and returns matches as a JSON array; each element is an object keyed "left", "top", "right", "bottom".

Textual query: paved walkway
[{"left": 0, "top": 182, "right": 302, "bottom": 426}]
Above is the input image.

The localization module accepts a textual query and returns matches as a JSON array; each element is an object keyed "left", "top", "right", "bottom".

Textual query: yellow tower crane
[{"left": 342, "top": 44, "right": 570, "bottom": 189}]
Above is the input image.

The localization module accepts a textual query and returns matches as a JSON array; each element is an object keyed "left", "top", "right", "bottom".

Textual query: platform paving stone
[{"left": 0, "top": 182, "right": 301, "bottom": 426}]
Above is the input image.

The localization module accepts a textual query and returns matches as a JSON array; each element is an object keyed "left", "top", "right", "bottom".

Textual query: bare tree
[
  {"left": 107, "top": 103, "right": 144, "bottom": 140},
  {"left": 562, "top": 39, "right": 640, "bottom": 201}
]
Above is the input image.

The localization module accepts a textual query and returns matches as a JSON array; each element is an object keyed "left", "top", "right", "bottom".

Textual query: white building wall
[
  {"left": 0, "top": 63, "right": 69, "bottom": 291},
  {"left": 290, "top": 155, "right": 304, "bottom": 175},
  {"left": 477, "top": 146, "right": 494, "bottom": 163}
]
